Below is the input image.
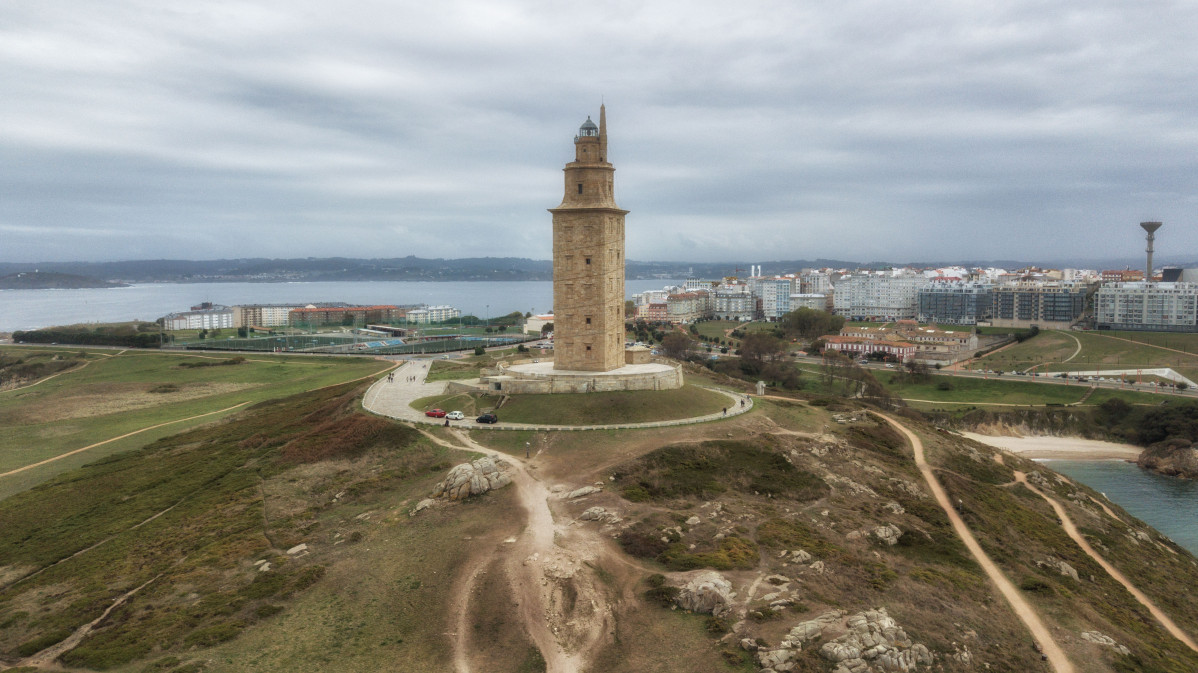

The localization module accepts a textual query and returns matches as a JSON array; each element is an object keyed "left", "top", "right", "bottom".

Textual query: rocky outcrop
[
  {"left": 577, "top": 506, "right": 621, "bottom": 524},
  {"left": 1081, "top": 630, "right": 1131, "bottom": 656},
  {"left": 431, "top": 457, "right": 512, "bottom": 500},
  {"left": 873, "top": 525, "right": 903, "bottom": 546},
  {"left": 757, "top": 608, "right": 934, "bottom": 673},
  {"left": 564, "top": 485, "right": 602, "bottom": 499},
  {"left": 675, "top": 571, "right": 733, "bottom": 617},
  {"left": 1034, "top": 556, "right": 1078, "bottom": 581},
  {"left": 1137, "top": 439, "right": 1198, "bottom": 479}
]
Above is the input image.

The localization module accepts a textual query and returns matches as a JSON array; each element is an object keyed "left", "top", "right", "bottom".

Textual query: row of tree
[{"left": 13, "top": 328, "right": 162, "bottom": 348}]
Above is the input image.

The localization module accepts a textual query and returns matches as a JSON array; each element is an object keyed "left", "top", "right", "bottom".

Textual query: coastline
[{"left": 961, "top": 432, "right": 1142, "bottom": 460}]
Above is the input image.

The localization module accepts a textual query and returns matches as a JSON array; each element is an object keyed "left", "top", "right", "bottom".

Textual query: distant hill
[
  {"left": 0, "top": 271, "right": 128, "bottom": 290},
  {"left": 1, "top": 255, "right": 1195, "bottom": 284}
]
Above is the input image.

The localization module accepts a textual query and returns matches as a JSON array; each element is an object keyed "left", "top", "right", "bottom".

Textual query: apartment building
[
  {"left": 162, "top": 304, "right": 235, "bottom": 331},
  {"left": 989, "top": 282, "right": 1089, "bottom": 328},
  {"left": 1095, "top": 282, "right": 1198, "bottom": 333},
  {"left": 712, "top": 286, "right": 755, "bottom": 321},
  {"left": 405, "top": 305, "right": 462, "bottom": 324},
  {"left": 917, "top": 281, "right": 993, "bottom": 325},
  {"left": 232, "top": 304, "right": 305, "bottom": 328},
  {"left": 833, "top": 271, "right": 930, "bottom": 320}
]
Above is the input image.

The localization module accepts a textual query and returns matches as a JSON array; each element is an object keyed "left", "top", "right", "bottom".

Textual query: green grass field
[
  {"left": 411, "top": 384, "right": 730, "bottom": 425},
  {"left": 691, "top": 320, "right": 741, "bottom": 341},
  {"left": 790, "top": 361, "right": 1170, "bottom": 408},
  {"left": 0, "top": 347, "right": 390, "bottom": 500},
  {"left": 973, "top": 329, "right": 1198, "bottom": 382}
]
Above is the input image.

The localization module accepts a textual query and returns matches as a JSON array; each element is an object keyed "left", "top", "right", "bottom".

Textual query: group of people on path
[{"left": 386, "top": 361, "right": 427, "bottom": 384}]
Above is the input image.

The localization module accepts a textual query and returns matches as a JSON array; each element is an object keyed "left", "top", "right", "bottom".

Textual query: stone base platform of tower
[{"left": 476, "top": 360, "right": 683, "bottom": 395}]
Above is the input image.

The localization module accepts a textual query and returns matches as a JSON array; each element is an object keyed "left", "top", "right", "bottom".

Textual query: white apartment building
[
  {"left": 749, "top": 277, "right": 798, "bottom": 319},
  {"left": 1095, "top": 282, "right": 1198, "bottom": 333},
  {"left": 633, "top": 288, "right": 673, "bottom": 306},
  {"left": 405, "top": 305, "right": 462, "bottom": 324},
  {"left": 162, "top": 305, "right": 235, "bottom": 331},
  {"left": 799, "top": 272, "right": 831, "bottom": 295},
  {"left": 789, "top": 294, "right": 827, "bottom": 311},
  {"left": 833, "top": 271, "right": 930, "bottom": 320}
]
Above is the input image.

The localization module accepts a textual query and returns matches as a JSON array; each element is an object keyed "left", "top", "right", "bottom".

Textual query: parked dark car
[{"left": 476, "top": 413, "right": 498, "bottom": 424}]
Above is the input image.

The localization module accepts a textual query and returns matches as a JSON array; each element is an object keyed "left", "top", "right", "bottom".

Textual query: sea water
[
  {"left": 1045, "top": 459, "right": 1198, "bottom": 556},
  {"left": 0, "top": 279, "right": 679, "bottom": 333}
]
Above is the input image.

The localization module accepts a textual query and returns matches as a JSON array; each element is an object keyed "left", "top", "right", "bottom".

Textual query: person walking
[{"left": 722, "top": 407, "right": 727, "bottom": 416}]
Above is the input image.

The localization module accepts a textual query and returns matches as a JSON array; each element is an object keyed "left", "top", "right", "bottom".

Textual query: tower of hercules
[{"left": 550, "top": 105, "right": 628, "bottom": 372}]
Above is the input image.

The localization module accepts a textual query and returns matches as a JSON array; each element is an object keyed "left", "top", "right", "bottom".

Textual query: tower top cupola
[{"left": 578, "top": 116, "right": 599, "bottom": 137}]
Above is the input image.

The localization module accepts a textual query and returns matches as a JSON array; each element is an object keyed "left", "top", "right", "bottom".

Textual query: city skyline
[{"left": 3, "top": 1, "right": 1198, "bottom": 264}]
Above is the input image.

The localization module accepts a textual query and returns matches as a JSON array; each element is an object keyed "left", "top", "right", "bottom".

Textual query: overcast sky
[{"left": 3, "top": 0, "right": 1197, "bottom": 265}]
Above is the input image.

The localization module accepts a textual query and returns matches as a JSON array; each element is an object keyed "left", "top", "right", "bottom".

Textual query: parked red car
[{"left": 425, "top": 408, "right": 447, "bottom": 418}]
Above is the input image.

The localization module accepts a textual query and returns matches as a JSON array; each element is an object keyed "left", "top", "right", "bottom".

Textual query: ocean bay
[
  {"left": 0, "top": 279, "right": 678, "bottom": 333},
  {"left": 1048, "top": 459, "right": 1198, "bottom": 556}
]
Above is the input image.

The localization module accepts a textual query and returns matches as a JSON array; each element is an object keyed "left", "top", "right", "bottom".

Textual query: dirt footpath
[
  {"left": 419, "top": 428, "right": 614, "bottom": 673},
  {"left": 876, "top": 413, "right": 1076, "bottom": 673}
]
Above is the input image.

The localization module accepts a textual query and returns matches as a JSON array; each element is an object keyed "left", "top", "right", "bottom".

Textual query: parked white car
[{"left": 446, "top": 411, "right": 465, "bottom": 420}]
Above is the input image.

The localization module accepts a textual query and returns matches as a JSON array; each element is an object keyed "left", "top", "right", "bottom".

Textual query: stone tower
[{"left": 550, "top": 105, "right": 628, "bottom": 372}]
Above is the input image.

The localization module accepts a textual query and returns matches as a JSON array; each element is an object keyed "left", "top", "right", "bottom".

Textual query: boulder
[
  {"left": 873, "top": 524, "right": 903, "bottom": 546},
  {"left": 1081, "top": 631, "right": 1131, "bottom": 656},
  {"left": 410, "top": 498, "right": 435, "bottom": 516},
  {"left": 431, "top": 457, "right": 512, "bottom": 500},
  {"left": 565, "top": 485, "right": 601, "bottom": 499},
  {"left": 675, "top": 570, "right": 733, "bottom": 617},
  {"left": 579, "top": 506, "right": 607, "bottom": 521}
]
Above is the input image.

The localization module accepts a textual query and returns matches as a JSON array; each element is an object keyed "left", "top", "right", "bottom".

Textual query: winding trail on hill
[
  {"left": 1014, "top": 471, "right": 1198, "bottom": 653},
  {"left": 0, "top": 360, "right": 394, "bottom": 483},
  {"left": 874, "top": 412, "right": 1075, "bottom": 673},
  {"left": 0, "top": 356, "right": 100, "bottom": 394},
  {"left": 415, "top": 426, "right": 613, "bottom": 673},
  {"left": 0, "top": 401, "right": 251, "bottom": 479}
]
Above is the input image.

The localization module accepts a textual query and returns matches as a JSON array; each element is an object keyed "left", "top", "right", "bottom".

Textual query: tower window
[
  {"left": 577, "top": 183, "right": 583, "bottom": 194},
  {"left": 586, "top": 317, "right": 591, "bottom": 325},
  {"left": 586, "top": 345, "right": 592, "bottom": 351},
  {"left": 585, "top": 257, "right": 591, "bottom": 265}
]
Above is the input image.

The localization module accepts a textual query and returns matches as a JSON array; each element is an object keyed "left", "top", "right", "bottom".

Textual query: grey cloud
[{"left": 2, "top": 0, "right": 1196, "bottom": 264}]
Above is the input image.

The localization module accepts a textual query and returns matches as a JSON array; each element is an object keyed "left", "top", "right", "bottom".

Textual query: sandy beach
[{"left": 962, "top": 432, "right": 1142, "bottom": 460}]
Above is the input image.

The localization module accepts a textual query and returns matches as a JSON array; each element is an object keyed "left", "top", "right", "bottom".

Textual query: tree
[
  {"left": 779, "top": 307, "right": 844, "bottom": 341},
  {"left": 237, "top": 327, "right": 248, "bottom": 338},
  {"left": 541, "top": 322, "right": 554, "bottom": 336},
  {"left": 739, "top": 333, "right": 787, "bottom": 375},
  {"left": 660, "top": 332, "right": 694, "bottom": 359},
  {"left": 474, "top": 346, "right": 486, "bottom": 356},
  {"left": 625, "top": 299, "right": 636, "bottom": 317}
]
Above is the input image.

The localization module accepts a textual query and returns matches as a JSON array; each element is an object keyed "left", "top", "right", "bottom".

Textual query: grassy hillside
[
  {"left": 0, "top": 381, "right": 498, "bottom": 673},
  {"left": 0, "top": 347, "right": 389, "bottom": 500}
]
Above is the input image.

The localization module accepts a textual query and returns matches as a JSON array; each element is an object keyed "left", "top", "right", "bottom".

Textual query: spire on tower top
[{"left": 599, "top": 104, "right": 608, "bottom": 161}]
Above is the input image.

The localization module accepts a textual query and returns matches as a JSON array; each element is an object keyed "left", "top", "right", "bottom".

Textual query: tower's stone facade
[{"left": 550, "top": 106, "right": 628, "bottom": 372}]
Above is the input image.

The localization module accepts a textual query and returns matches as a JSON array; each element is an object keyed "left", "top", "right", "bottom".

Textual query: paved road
[{"left": 362, "top": 360, "right": 753, "bottom": 430}]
